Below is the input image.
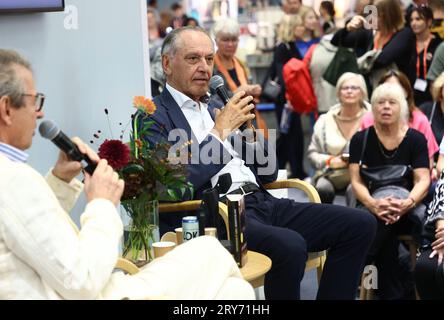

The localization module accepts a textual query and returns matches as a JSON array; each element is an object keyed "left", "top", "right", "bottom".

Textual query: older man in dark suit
[{"left": 139, "top": 26, "right": 377, "bottom": 300}]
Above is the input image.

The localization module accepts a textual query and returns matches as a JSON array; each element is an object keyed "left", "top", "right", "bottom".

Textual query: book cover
[{"left": 226, "top": 194, "right": 248, "bottom": 267}]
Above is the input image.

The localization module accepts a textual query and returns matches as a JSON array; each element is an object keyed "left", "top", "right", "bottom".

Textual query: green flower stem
[
  {"left": 133, "top": 112, "right": 139, "bottom": 159},
  {"left": 122, "top": 200, "right": 158, "bottom": 264}
]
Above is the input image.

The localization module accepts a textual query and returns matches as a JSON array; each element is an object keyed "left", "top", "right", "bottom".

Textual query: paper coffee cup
[
  {"left": 204, "top": 227, "right": 217, "bottom": 237},
  {"left": 153, "top": 241, "right": 176, "bottom": 258},
  {"left": 175, "top": 227, "right": 183, "bottom": 245}
]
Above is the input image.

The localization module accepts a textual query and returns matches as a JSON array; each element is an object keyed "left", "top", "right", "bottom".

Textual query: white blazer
[{"left": 0, "top": 154, "right": 253, "bottom": 300}]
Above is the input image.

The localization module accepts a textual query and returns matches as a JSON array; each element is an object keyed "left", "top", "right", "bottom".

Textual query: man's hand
[
  {"left": 52, "top": 137, "right": 100, "bottom": 183},
  {"left": 212, "top": 91, "right": 255, "bottom": 140},
  {"left": 84, "top": 159, "right": 124, "bottom": 206}
]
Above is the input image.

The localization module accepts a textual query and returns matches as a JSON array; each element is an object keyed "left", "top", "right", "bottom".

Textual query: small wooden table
[
  {"left": 240, "top": 251, "right": 272, "bottom": 288},
  {"left": 161, "top": 232, "right": 272, "bottom": 288}
]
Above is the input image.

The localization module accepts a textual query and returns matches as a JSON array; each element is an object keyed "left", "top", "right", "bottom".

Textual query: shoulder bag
[{"left": 359, "top": 128, "right": 413, "bottom": 194}]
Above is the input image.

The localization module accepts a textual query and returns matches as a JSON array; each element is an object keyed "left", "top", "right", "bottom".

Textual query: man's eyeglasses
[{"left": 22, "top": 93, "right": 45, "bottom": 112}]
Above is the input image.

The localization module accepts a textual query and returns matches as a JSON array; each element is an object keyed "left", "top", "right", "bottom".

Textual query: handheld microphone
[
  {"left": 39, "top": 120, "right": 97, "bottom": 175},
  {"left": 209, "top": 75, "right": 248, "bottom": 131}
]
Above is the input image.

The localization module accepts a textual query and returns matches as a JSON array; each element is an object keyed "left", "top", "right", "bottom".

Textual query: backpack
[{"left": 282, "top": 57, "right": 317, "bottom": 114}]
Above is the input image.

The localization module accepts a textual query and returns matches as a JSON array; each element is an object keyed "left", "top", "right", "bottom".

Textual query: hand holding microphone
[
  {"left": 39, "top": 120, "right": 124, "bottom": 205},
  {"left": 39, "top": 120, "right": 98, "bottom": 179},
  {"left": 209, "top": 76, "right": 255, "bottom": 140}
]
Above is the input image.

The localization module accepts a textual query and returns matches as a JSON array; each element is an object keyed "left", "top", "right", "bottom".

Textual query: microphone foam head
[
  {"left": 209, "top": 75, "right": 224, "bottom": 91},
  {"left": 39, "top": 120, "right": 60, "bottom": 140}
]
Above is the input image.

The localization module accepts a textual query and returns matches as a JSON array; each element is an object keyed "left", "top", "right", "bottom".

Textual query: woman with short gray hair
[
  {"left": 212, "top": 18, "right": 240, "bottom": 40},
  {"left": 349, "top": 82, "right": 431, "bottom": 299},
  {"left": 211, "top": 19, "right": 268, "bottom": 137},
  {"left": 307, "top": 72, "right": 370, "bottom": 203}
]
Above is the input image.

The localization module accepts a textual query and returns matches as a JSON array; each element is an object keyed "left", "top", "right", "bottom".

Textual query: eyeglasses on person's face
[
  {"left": 21, "top": 92, "right": 45, "bottom": 112},
  {"left": 340, "top": 85, "right": 360, "bottom": 92},
  {"left": 218, "top": 37, "right": 239, "bottom": 44}
]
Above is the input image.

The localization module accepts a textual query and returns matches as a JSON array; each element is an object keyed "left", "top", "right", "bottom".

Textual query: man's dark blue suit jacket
[{"left": 138, "top": 88, "right": 278, "bottom": 201}]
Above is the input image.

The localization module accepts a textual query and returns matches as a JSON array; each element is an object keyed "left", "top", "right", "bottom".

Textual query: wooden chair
[
  {"left": 264, "top": 179, "right": 326, "bottom": 283},
  {"left": 116, "top": 179, "right": 327, "bottom": 287},
  {"left": 163, "top": 179, "right": 326, "bottom": 285}
]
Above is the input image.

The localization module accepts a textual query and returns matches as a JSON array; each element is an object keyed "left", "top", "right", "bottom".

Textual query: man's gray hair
[
  {"left": 0, "top": 49, "right": 31, "bottom": 108},
  {"left": 161, "top": 26, "right": 213, "bottom": 57},
  {"left": 371, "top": 82, "right": 409, "bottom": 122}
]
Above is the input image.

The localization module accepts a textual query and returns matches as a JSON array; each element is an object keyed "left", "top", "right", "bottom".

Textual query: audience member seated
[
  {"left": 140, "top": 26, "right": 377, "bottom": 300},
  {"left": 307, "top": 72, "right": 370, "bottom": 204},
  {"left": 0, "top": 49, "right": 255, "bottom": 300},
  {"left": 420, "top": 72, "right": 444, "bottom": 161},
  {"left": 349, "top": 83, "right": 431, "bottom": 299},
  {"left": 415, "top": 175, "right": 444, "bottom": 300},
  {"left": 361, "top": 69, "right": 439, "bottom": 176},
  {"left": 211, "top": 18, "right": 268, "bottom": 137}
]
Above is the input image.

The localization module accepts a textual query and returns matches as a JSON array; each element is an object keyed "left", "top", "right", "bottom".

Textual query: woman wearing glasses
[
  {"left": 211, "top": 19, "right": 268, "bottom": 137},
  {"left": 307, "top": 72, "right": 370, "bottom": 204}
]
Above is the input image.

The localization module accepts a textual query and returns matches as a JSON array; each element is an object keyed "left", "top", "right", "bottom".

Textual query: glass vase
[{"left": 122, "top": 199, "right": 160, "bottom": 267}]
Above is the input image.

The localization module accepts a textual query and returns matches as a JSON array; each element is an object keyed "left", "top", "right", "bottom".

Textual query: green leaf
[
  {"left": 167, "top": 189, "right": 179, "bottom": 200},
  {"left": 121, "top": 164, "right": 144, "bottom": 174}
]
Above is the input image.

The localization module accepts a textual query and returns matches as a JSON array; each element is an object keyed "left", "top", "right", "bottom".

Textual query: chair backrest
[{"left": 267, "top": 169, "right": 289, "bottom": 199}]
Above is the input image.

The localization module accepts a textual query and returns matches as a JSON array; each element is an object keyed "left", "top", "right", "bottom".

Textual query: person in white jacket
[{"left": 0, "top": 49, "right": 254, "bottom": 300}]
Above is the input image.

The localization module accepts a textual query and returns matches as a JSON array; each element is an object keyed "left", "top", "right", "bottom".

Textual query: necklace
[{"left": 377, "top": 139, "right": 399, "bottom": 159}]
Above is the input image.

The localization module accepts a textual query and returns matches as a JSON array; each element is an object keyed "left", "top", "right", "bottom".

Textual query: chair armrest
[
  {"left": 115, "top": 258, "right": 140, "bottom": 275},
  {"left": 264, "top": 179, "right": 321, "bottom": 203},
  {"left": 159, "top": 200, "right": 203, "bottom": 212},
  {"left": 159, "top": 201, "right": 230, "bottom": 240}
]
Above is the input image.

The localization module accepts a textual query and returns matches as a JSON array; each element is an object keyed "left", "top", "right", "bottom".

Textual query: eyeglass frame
[
  {"left": 217, "top": 36, "right": 239, "bottom": 44},
  {"left": 340, "top": 85, "right": 361, "bottom": 92},
  {"left": 21, "top": 92, "right": 45, "bottom": 112}
]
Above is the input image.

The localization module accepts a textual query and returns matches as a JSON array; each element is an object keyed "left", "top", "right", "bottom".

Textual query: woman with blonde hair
[
  {"left": 349, "top": 83, "right": 430, "bottom": 299},
  {"left": 269, "top": 14, "right": 315, "bottom": 179},
  {"left": 361, "top": 69, "right": 439, "bottom": 171},
  {"left": 307, "top": 72, "right": 370, "bottom": 203}
]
